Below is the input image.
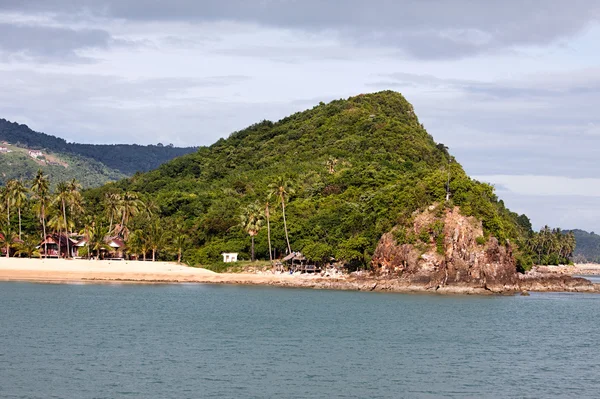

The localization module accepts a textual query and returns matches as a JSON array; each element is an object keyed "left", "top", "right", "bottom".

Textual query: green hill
[
  {"left": 0, "top": 145, "right": 126, "bottom": 188},
  {"left": 567, "top": 229, "right": 600, "bottom": 263},
  {"left": 87, "top": 91, "right": 535, "bottom": 267},
  {"left": 0, "top": 118, "right": 198, "bottom": 185}
]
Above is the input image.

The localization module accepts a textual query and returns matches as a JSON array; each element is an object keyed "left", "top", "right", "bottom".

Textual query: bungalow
[
  {"left": 28, "top": 150, "right": 43, "bottom": 158},
  {"left": 0, "top": 146, "right": 11, "bottom": 153},
  {"left": 39, "top": 234, "right": 78, "bottom": 258}
]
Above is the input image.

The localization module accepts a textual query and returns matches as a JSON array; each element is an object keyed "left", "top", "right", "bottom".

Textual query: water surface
[{"left": 1, "top": 282, "right": 599, "bottom": 398}]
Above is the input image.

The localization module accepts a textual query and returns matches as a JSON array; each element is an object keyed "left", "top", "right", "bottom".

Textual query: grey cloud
[
  {"left": 0, "top": 70, "right": 257, "bottom": 145},
  {"left": 367, "top": 70, "right": 600, "bottom": 179},
  {"left": 2, "top": 0, "right": 600, "bottom": 59},
  {"left": 0, "top": 22, "right": 117, "bottom": 62}
]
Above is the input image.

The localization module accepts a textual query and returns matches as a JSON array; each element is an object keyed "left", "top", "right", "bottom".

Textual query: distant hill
[
  {"left": 0, "top": 118, "right": 198, "bottom": 187},
  {"left": 567, "top": 229, "right": 600, "bottom": 263}
]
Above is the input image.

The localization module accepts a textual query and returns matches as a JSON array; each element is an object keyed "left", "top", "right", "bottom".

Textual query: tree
[
  {"left": 31, "top": 170, "right": 50, "bottom": 258},
  {"left": 10, "top": 180, "right": 28, "bottom": 239},
  {"left": 147, "top": 219, "right": 167, "bottom": 261},
  {"left": 240, "top": 202, "right": 264, "bottom": 261},
  {"left": 268, "top": 177, "right": 294, "bottom": 255},
  {"left": 265, "top": 197, "right": 273, "bottom": 262},
  {"left": 104, "top": 192, "right": 121, "bottom": 235},
  {"left": 2, "top": 179, "right": 15, "bottom": 225},
  {"left": 119, "top": 192, "right": 142, "bottom": 238},
  {"left": 84, "top": 221, "right": 110, "bottom": 260},
  {"left": 54, "top": 182, "right": 72, "bottom": 258},
  {"left": 0, "top": 223, "right": 17, "bottom": 258},
  {"left": 15, "top": 235, "right": 41, "bottom": 258},
  {"left": 326, "top": 157, "right": 338, "bottom": 174},
  {"left": 172, "top": 229, "right": 188, "bottom": 263},
  {"left": 128, "top": 229, "right": 149, "bottom": 261}
]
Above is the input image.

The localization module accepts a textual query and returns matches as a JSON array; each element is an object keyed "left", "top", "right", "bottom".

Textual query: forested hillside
[
  {"left": 0, "top": 118, "right": 197, "bottom": 176},
  {"left": 84, "top": 91, "right": 546, "bottom": 267},
  {"left": 568, "top": 229, "right": 600, "bottom": 263},
  {"left": 2, "top": 91, "right": 575, "bottom": 268}
]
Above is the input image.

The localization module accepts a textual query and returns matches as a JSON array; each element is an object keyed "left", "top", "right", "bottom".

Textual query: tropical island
[{"left": 0, "top": 91, "right": 596, "bottom": 294}]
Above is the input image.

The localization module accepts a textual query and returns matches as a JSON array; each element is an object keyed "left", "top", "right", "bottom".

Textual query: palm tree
[
  {"left": 0, "top": 223, "right": 17, "bottom": 258},
  {"left": 3, "top": 179, "right": 15, "bottom": 225},
  {"left": 15, "top": 235, "right": 41, "bottom": 258},
  {"left": 265, "top": 197, "right": 273, "bottom": 262},
  {"left": 268, "top": 177, "right": 294, "bottom": 255},
  {"left": 128, "top": 229, "right": 148, "bottom": 261},
  {"left": 54, "top": 182, "right": 72, "bottom": 258},
  {"left": 47, "top": 212, "right": 67, "bottom": 258},
  {"left": 31, "top": 170, "right": 50, "bottom": 258},
  {"left": 10, "top": 180, "right": 28, "bottom": 239},
  {"left": 240, "top": 202, "right": 264, "bottom": 261},
  {"left": 104, "top": 193, "right": 122, "bottom": 235},
  {"left": 147, "top": 219, "right": 167, "bottom": 261},
  {"left": 172, "top": 231, "right": 188, "bottom": 263},
  {"left": 119, "top": 192, "right": 142, "bottom": 238},
  {"left": 84, "top": 221, "right": 110, "bottom": 260}
]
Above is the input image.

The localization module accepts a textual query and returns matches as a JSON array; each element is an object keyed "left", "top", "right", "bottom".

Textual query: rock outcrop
[{"left": 371, "top": 205, "right": 594, "bottom": 293}]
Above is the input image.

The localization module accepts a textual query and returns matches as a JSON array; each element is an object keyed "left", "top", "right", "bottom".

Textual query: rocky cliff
[{"left": 371, "top": 205, "right": 593, "bottom": 293}]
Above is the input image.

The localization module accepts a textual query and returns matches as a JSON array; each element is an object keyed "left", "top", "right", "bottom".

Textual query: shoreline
[{"left": 0, "top": 258, "right": 598, "bottom": 294}]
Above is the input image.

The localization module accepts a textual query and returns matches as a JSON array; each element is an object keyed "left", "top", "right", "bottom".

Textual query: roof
[{"left": 283, "top": 252, "right": 305, "bottom": 261}]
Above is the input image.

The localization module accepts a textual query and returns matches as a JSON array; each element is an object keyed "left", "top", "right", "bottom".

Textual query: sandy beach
[{"left": 0, "top": 257, "right": 310, "bottom": 285}]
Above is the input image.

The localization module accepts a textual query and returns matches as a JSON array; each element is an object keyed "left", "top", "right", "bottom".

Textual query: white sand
[{"left": 0, "top": 257, "right": 300, "bottom": 285}]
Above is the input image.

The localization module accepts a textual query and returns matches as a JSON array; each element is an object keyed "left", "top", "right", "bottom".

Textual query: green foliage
[
  {"left": 72, "top": 91, "right": 552, "bottom": 267},
  {"left": 0, "top": 118, "right": 197, "bottom": 186},
  {"left": 476, "top": 236, "right": 487, "bottom": 246},
  {"left": 526, "top": 226, "right": 576, "bottom": 266},
  {"left": 568, "top": 229, "right": 600, "bottom": 263}
]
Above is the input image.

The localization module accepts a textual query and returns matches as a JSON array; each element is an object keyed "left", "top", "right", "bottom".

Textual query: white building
[
  {"left": 222, "top": 253, "right": 239, "bottom": 263},
  {"left": 29, "top": 150, "right": 43, "bottom": 158}
]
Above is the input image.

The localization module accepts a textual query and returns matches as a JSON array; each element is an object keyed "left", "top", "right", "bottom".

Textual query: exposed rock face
[{"left": 371, "top": 206, "right": 593, "bottom": 293}]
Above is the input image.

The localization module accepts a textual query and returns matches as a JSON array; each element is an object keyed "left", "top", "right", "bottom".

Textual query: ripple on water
[{"left": 1, "top": 283, "right": 600, "bottom": 398}]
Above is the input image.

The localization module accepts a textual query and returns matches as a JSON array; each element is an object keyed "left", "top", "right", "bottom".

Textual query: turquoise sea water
[{"left": 1, "top": 282, "right": 599, "bottom": 398}]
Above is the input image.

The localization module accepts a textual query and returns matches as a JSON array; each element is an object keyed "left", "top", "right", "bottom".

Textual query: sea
[{"left": 1, "top": 281, "right": 599, "bottom": 398}]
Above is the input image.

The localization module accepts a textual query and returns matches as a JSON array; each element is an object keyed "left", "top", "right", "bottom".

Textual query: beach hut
[{"left": 39, "top": 234, "right": 77, "bottom": 258}]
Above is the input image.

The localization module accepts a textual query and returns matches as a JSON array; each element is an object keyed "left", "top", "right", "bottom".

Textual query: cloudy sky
[{"left": 1, "top": 0, "right": 600, "bottom": 231}]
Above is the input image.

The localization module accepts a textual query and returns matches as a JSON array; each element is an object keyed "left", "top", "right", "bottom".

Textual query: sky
[{"left": 1, "top": 0, "right": 600, "bottom": 231}]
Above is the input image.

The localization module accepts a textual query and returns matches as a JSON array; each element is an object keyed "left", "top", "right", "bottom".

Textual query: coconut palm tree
[
  {"left": 119, "top": 192, "right": 142, "bottom": 238},
  {"left": 53, "top": 182, "right": 72, "bottom": 258},
  {"left": 47, "top": 211, "right": 67, "bottom": 258},
  {"left": 147, "top": 219, "right": 167, "bottom": 261},
  {"left": 265, "top": 197, "right": 273, "bottom": 262},
  {"left": 104, "top": 192, "right": 122, "bottom": 235},
  {"left": 268, "top": 177, "right": 294, "bottom": 255},
  {"left": 3, "top": 179, "right": 15, "bottom": 225},
  {"left": 0, "top": 223, "right": 17, "bottom": 258},
  {"left": 128, "top": 229, "right": 148, "bottom": 261},
  {"left": 84, "top": 221, "right": 110, "bottom": 260},
  {"left": 15, "top": 235, "right": 41, "bottom": 258},
  {"left": 10, "top": 180, "right": 28, "bottom": 239},
  {"left": 240, "top": 202, "right": 264, "bottom": 262},
  {"left": 31, "top": 170, "right": 50, "bottom": 257}
]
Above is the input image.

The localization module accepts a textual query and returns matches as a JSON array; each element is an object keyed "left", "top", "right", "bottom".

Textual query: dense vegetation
[
  {"left": 0, "top": 92, "right": 577, "bottom": 269},
  {"left": 0, "top": 118, "right": 197, "bottom": 176},
  {"left": 567, "top": 229, "right": 600, "bottom": 263},
  {"left": 81, "top": 91, "right": 564, "bottom": 269},
  {"left": 0, "top": 149, "right": 126, "bottom": 188}
]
